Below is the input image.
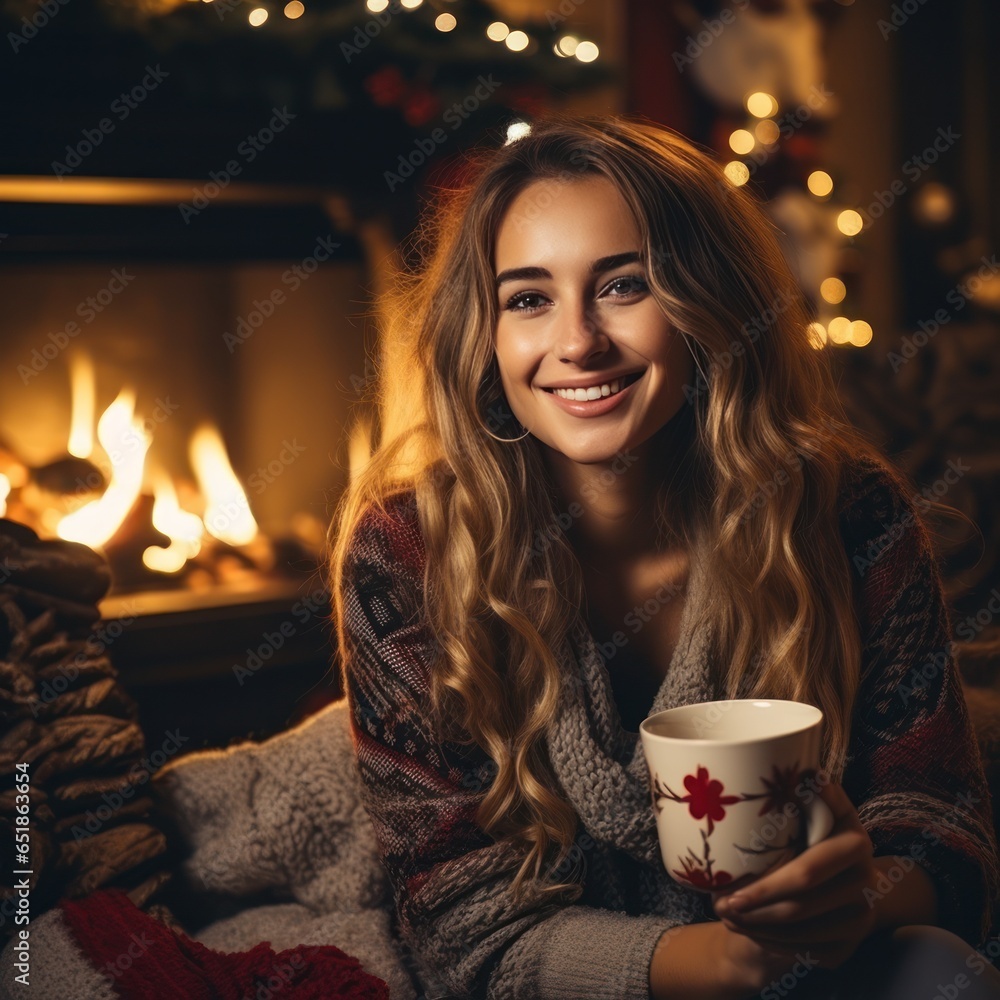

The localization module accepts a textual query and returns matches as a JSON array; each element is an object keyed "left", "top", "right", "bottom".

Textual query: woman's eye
[
  {"left": 503, "top": 291, "right": 548, "bottom": 313},
  {"left": 603, "top": 274, "right": 648, "bottom": 297}
]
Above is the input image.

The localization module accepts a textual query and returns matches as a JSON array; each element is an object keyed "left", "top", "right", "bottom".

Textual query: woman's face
[{"left": 492, "top": 174, "right": 693, "bottom": 466}]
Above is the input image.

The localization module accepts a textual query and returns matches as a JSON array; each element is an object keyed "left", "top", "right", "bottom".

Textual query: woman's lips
[{"left": 541, "top": 370, "right": 644, "bottom": 417}]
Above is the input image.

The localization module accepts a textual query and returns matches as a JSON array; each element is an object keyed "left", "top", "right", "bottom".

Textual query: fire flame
[
  {"left": 142, "top": 473, "right": 204, "bottom": 573},
  {"left": 67, "top": 353, "right": 95, "bottom": 459},
  {"left": 0, "top": 474, "right": 10, "bottom": 517},
  {"left": 189, "top": 423, "right": 259, "bottom": 546},
  {"left": 57, "top": 388, "right": 151, "bottom": 548},
  {"left": 44, "top": 355, "right": 260, "bottom": 575}
]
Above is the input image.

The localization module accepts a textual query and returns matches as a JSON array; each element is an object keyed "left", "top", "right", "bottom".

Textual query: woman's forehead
[{"left": 494, "top": 176, "right": 641, "bottom": 268}]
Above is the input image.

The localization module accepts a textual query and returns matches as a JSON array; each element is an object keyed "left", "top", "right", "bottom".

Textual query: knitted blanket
[{"left": 0, "top": 698, "right": 420, "bottom": 1000}]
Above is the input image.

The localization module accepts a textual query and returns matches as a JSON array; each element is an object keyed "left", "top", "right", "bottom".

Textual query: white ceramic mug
[{"left": 639, "top": 699, "right": 836, "bottom": 893}]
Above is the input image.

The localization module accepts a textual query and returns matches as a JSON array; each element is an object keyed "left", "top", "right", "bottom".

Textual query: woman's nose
[{"left": 553, "top": 299, "right": 609, "bottom": 364}]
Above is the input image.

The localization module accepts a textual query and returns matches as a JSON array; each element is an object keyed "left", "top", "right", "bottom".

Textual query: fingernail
[{"left": 727, "top": 893, "right": 747, "bottom": 912}]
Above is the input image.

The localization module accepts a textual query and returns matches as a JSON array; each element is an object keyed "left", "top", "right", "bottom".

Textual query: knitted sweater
[{"left": 340, "top": 457, "right": 1000, "bottom": 1000}]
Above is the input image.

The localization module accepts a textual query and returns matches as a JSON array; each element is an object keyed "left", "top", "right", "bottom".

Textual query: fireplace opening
[{"left": 0, "top": 180, "right": 377, "bottom": 747}]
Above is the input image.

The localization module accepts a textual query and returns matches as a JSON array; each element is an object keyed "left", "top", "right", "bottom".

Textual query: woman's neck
[
  {"left": 542, "top": 414, "right": 695, "bottom": 565},
  {"left": 549, "top": 457, "right": 652, "bottom": 562}
]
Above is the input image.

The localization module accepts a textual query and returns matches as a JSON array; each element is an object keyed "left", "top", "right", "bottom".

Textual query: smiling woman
[{"left": 327, "top": 115, "right": 1000, "bottom": 1000}]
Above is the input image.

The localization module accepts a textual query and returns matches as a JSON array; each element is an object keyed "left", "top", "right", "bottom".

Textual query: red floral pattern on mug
[
  {"left": 679, "top": 766, "right": 741, "bottom": 835},
  {"left": 651, "top": 761, "right": 807, "bottom": 889}
]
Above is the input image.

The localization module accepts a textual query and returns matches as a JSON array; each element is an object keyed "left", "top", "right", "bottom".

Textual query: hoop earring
[
  {"left": 477, "top": 412, "right": 531, "bottom": 443},
  {"left": 681, "top": 333, "right": 710, "bottom": 398},
  {"left": 476, "top": 396, "right": 531, "bottom": 443}
]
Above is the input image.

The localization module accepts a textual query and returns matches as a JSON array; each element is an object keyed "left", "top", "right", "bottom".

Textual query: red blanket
[{"left": 59, "top": 888, "right": 390, "bottom": 999}]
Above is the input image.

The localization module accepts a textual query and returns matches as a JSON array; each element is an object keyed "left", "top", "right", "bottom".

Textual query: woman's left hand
[{"left": 711, "top": 779, "right": 879, "bottom": 970}]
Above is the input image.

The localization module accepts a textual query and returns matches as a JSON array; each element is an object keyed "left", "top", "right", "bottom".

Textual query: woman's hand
[{"left": 711, "top": 779, "right": 879, "bottom": 972}]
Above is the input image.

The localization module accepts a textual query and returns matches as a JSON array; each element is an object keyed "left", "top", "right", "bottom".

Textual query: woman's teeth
[{"left": 550, "top": 375, "right": 634, "bottom": 401}]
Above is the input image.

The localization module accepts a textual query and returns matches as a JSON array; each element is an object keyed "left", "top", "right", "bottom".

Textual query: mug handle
[{"left": 804, "top": 793, "right": 835, "bottom": 847}]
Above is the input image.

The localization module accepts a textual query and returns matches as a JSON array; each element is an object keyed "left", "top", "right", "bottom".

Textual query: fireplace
[{"left": 0, "top": 176, "right": 378, "bottom": 747}]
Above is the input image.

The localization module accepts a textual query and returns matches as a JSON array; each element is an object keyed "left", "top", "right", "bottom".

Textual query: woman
[{"left": 328, "top": 115, "right": 1000, "bottom": 999}]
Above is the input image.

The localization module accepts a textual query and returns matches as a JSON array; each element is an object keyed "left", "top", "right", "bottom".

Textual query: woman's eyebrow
[{"left": 494, "top": 250, "right": 642, "bottom": 288}]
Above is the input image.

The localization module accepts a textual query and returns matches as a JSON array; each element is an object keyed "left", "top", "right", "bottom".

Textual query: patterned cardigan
[{"left": 339, "top": 457, "right": 1000, "bottom": 999}]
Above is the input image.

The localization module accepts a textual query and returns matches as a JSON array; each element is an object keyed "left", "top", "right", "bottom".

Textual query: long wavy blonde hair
[{"left": 329, "top": 113, "right": 895, "bottom": 900}]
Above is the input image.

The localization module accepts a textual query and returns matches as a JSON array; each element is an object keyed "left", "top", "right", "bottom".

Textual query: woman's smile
[{"left": 541, "top": 369, "right": 646, "bottom": 416}]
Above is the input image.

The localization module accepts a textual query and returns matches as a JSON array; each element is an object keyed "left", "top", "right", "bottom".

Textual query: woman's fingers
[
  {"left": 714, "top": 783, "right": 873, "bottom": 917},
  {"left": 721, "top": 899, "right": 871, "bottom": 946},
  {"left": 720, "top": 863, "right": 870, "bottom": 927}
]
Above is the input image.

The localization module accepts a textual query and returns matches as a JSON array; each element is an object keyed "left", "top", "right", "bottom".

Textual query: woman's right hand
[
  {"left": 713, "top": 917, "right": 815, "bottom": 997},
  {"left": 650, "top": 920, "right": 806, "bottom": 1000}
]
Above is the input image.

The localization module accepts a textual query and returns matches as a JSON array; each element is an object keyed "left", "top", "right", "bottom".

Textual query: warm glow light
[
  {"left": 348, "top": 417, "right": 373, "bottom": 482},
  {"left": 574, "top": 40, "right": 598, "bottom": 61},
  {"left": 57, "top": 389, "right": 151, "bottom": 548},
  {"left": 723, "top": 161, "right": 750, "bottom": 186},
  {"left": 283, "top": 0, "right": 304, "bottom": 17},
  {"left": 746, "top": 91, "right": 778, "bottom": 117},
  {"left": 729, "top": 129, "right": 755, "bottom": 155},
  {"left": 190, "top": 423, "right": 259, "bottom": 546},
  {"left": 366, "top": 0, "right": 388, "bottom": 10},
  {"left": 67, "top": 353, "right": 95, "bottom": 459},
  {"left": 505, "top": 29, "right": 529, "bottom": 50},
  {"left": 0, "top": 474, "right": 9, "bottom": 518},
  {"left": 837, "top": 209, "right": 864, "bottom": 236},
  {"left": 827, "top": 316, "right": 852, "bottom": 344},
  {"left": 555, "top": 33, "right": 579, "bottom": 56},
  {"left": 807, "top": 170, "right": 834, "bottom": 197},
  {"left": 913, "top": 181, "right": 955, "bottom": 224},
  {"left": 434, "top": 12, "right": 456, "bottom": 31},
  {"left": 400, "top": 0, "right": 422, "bottom": 7},
  {"left": 754, "top": 120, "right": 780, "bottom": 145},
  {"left": 248, "top": 7, "right": 268, "bottom": 25},
  {"left": 142, "top": 473, "right": 204, "bottom": 574},
  {"left": 505, "top": 121, "right": 532, "bottom": 145},
  {"left": 486, "top": 20, "right": 508, "bottom": 41},
  {"left": 820, "top": 277, "right": 847, "bottom": 304},
  {"left": 849, "top": 320, "right": 873, "bottom": 347},
  {"left": 807, "top": 322, "right": 828, "bottom": 349}
]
